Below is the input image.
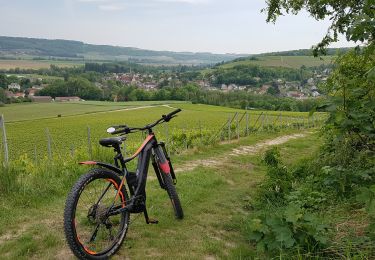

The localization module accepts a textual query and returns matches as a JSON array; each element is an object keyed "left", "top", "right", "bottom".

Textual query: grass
[
  {"left": 220, "top": 55, "right": 335, "bottom": 69},
  {"left": 1, "top": 101, "right": 186, "bottom": 122},
  {"left": 176, "top": 103, "right": 316, "bottom": 117},
  {"left": 1, "top": 102, "right": 325, "bottom": 161},
  {"left": 0, "top": 128, "right": 322, "bottom": 259}
]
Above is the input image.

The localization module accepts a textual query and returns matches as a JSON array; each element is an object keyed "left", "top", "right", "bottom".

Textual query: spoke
[
  {"left": 74, "top": 177, "right": 127, "bottom": 253},
  {"left": 89, "top": 224, "right": 101, "bottom": 243},
  {"left": 95, "top": 183, "right": 112, "bottom": 205}
]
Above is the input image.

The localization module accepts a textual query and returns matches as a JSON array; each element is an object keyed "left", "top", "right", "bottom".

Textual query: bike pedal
[{"left": 148, "top": 218, "right": 159, "bottom": 224}]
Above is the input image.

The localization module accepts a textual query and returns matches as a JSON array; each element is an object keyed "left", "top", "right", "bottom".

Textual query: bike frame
[{"left": 79, "top": 132, "right": 177, "bottom": 222}]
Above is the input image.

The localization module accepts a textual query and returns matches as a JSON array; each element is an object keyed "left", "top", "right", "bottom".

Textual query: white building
[
  {"left": 8, "top": 83, "right": 21, "bottom": 91},
  {"left": 312, "top": 91, "right": 320, "bottom": 97}
]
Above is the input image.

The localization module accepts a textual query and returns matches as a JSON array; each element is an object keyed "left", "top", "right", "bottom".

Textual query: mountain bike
[{"left": 64, "top": 109, "right": 184, "bottom": 259}]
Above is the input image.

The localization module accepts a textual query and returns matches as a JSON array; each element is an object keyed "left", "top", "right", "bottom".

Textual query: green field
[
  {"left": 0, "top": 126, "right": 322, "bottom": 259},
  {"left": 1, "top": 101, "right": 324, "bottom": 161},
  {"left": 220, "top": 55, "right": 335, "bottom": 69},
  {"left": 0, "top": 101, "right": 333, "bottom": 259},
  {"left": 1, "top": 101, "right": 186, "bottom": 122}
]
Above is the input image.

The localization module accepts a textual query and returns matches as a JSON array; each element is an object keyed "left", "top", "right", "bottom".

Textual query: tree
[
  {"left": 39, "top": 77, "right": 102, "bottom": 100},
  {"left": 264, "top": 1, "right": 374, "bottom": 148},
  {"left": 0, "top": 88, "right": 6, "bottom": 104},
  {"left": 20, "top": 78, "right": 31, "bottom": 89},
  {"left": 323, "top": 48, "right": 375, "bottom": 150},
  {"left": 264, "top": 0, "right": 374, "bottom": 55},
  {"left": 0, "top": 74, "right": 9, "bottom": 89}
]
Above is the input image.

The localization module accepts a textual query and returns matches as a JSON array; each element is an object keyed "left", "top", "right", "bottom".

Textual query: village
[{"left": 2, "top": 67, "right": 328, "bottom": 104}]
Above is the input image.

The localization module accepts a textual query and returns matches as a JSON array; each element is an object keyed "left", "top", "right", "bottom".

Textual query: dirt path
[
  {"left": 175, "top": 133, "right": 307, "bottom": 173},
  {"left": 7, "top": 104, "right": 175, "bottom": 123}
]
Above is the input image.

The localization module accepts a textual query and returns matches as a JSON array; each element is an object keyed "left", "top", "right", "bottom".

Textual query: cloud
[
  {"left": 78, "top": 0, "right": 210, "bottom": 12},
  {"left": 78, "top": 0, "right": 112, "bottom": 2},
  {"left": 78, "top": 0, "right": 126, "bottom": 11},
  {"left": 98, "top": 3, "right": 126, "bottom": 11},
  {"left": 154, "top": 0, "right": 212, "bottom": 4}
]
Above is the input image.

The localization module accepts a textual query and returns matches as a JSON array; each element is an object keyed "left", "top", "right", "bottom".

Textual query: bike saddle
[{"left": 99, "top": 137, "right": 124, "bottom": 147}]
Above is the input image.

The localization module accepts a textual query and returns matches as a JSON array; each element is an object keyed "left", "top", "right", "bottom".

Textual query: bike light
[{"left": 107, "top": 127, "right": 116, "bottom": 134}]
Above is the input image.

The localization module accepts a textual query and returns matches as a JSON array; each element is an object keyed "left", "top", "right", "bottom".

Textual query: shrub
[{"left": 248, "top": 204, "right": 328, "bottom": 253}]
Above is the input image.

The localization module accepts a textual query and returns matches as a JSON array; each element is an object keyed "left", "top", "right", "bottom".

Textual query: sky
[{"left": 0, "top": 0, "right": 355, "bottom": 54}]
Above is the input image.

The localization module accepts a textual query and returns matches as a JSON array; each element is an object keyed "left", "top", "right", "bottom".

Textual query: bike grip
[
  {"left": 111, "top": 126, "right": 131, "bottom": 135},
  {"left": 167, "top": 108, "right": 181, "bottom": 117},
  {"left": 111, "top": 129, "right": 125, "bottom": 135}
]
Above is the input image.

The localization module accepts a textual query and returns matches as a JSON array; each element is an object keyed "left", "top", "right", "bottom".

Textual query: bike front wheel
[
  {"left": 64, "top": 168, "right": 129, "bottom": 259},
  {"left": 163, "top": 172, "right": 184, "bottom": 219}
]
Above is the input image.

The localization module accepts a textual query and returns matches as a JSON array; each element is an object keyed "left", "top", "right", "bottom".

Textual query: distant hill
[
  {"left": 217, "top": 47, "right": 351, "bottom": 69},
  {"left": 0, "top": 36, "right": 245, "bottom": 65},
  {"left": 218, "top": 55, "right": 335, "bottom": 69},
  {"left": 257, "top": 48, "right": 351, "bottom": 57}
]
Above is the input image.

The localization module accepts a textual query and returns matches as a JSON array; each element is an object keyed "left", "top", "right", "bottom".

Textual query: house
[
  {"left": 142, "top": 83, "right": 157, "bottom": 90},
  {"left": 5, "top": 91, "right": 24, "bottom": 98},
  {"left": 31, "top": 85, "right": 44, "bottom": 90},
  {"left": 307, "top": 78, "right": 314, "bottom": 85},
  {"left": 55, "top": 96, "right": 81, "bottom": 102},
  {"left": 287, "top": 91, "right": 305, "bottom": 99},
  {"left": 258, "top": 85, "right": 271, "bottom": 95},
  {"left": 5, "top": 90, "right": 15, "bottom": 98},
  {"left": 119, "top": 75, "right": 133, "bottom": 84},
  {"left": 221, "top": 84, "right": 228, "bottom": 92},
  {"left": 14, "top": 92, "right": 25, "bottom": 98},
  {"left": 312, "top": 91, "right": 320, "bottom": 97},
  {"left": 27, "top": 88, "right": 38, "bottom": 96},
  {"left": 197, "top": 80, "right": 210, "bottom": 88},
  {"left": 8, "top": 83, "right": 21, "bottom": 91},
  {"left": 228, "top": 84, "right": 238, "bottom": 91},
  {"left": 31, "top": 96, "right": 52, "bottom": 103}
]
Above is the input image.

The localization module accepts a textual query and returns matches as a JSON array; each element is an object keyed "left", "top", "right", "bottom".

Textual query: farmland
[
  {"left": 1, "top": 101, "right": 324, "bottom": 162},
  {"left": 1, "top": 101, "right": 368, "bottom": 259},
  {"left": 0, "top": 59, "right": 83, "bottom": 70},
  {"left": 1, "top": 101, "right": 186, "bottom": 122},
  {"left": 0, "top": 124, "right": 321, "bottom": 259},
  {"left": 220, "top": 55, "right": 335, "bottom": 69},
  {"left": 0, "top": 101, "right": 324, "bottom": 259}
]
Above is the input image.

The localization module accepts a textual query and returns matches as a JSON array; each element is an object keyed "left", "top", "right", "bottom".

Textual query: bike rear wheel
[{"left": 64, "top": 168, "right": 129, "bottom": 259}]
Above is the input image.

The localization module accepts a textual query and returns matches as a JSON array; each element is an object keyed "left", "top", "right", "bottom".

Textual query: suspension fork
[
  {"left": 152, "top": 142, "right": 177, "bottom": 186},
  {"left": 158, "top": 142, "right": 177, "bottom": 184},
  {"left": 152, "top": 153, "right": 166, "bottom": 190}
]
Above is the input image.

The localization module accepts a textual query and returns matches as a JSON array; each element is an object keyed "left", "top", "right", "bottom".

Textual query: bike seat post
[{"left": 113, "top": 144, "right": 127, "bottom": 172}]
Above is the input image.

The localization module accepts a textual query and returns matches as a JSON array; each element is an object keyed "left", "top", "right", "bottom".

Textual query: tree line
[{"left": 37, "top": 79, "right": 322, "bottom": 112}]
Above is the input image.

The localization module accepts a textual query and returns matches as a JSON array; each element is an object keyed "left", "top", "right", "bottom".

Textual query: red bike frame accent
[
  {"left": 131, "top": 134, "right": 154, "bottom": 158},
  {"left": 158, "top": 161, "right": 170, "bottom": 174},
  {"left": 79, "top": 161, "right": 97, "bottom": 165}
]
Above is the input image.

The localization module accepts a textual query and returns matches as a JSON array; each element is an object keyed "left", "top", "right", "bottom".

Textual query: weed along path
[
  {"left": 0, "top": 130, "right": 316, "bottom": 259},
  {"left": 175, "top": 133, "right": 307, "bottom": 173}
]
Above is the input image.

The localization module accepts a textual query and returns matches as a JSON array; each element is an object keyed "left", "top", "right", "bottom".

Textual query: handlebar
[
  {"left": 163, "top": 108, "right": 181, "bottom": 121},
  {"left": 108, "top": 108, "right": 181, "bottom": 135}
]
